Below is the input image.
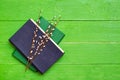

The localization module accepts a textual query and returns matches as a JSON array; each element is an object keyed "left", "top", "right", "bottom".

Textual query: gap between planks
[
  {"left": 62, "top": 41, "right": 120, "bottom": 44},
  {"left": 1, "top": 63, "right": 120, "bottom": 65},
  {"left": 1, "top": 41, "right": 120, "bottom": 45}
]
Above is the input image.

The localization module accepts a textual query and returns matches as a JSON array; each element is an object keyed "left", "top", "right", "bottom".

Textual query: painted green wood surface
[{"left": 0, "top": 0, "right": 120, "bottom": 80}]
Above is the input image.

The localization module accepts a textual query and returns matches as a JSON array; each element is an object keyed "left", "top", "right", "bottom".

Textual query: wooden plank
[
  {"left": 1, "top": 21, "right": 120, "bottom": 43},
  {"left": 1, "top": 42, "right": 120, "bottom": 64},
  {"left": 59, "top": 43, "right": 120, "bottom": 64},
  {"left": 59, "top": 21, "right": 120, "bottom": 42},
  {"left": 0, "top": 0, "right": 120, "bottom": 20},
  {"left": 0, "top": 64, "right": 120, "bottom": 80}
]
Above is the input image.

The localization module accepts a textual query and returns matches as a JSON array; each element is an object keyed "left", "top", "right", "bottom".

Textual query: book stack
[{"left": 9, "top": 17, "right": 65, "bottom": 74}]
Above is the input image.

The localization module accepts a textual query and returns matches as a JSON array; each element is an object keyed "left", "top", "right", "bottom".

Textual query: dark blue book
[{"left": 9, "top": 19, "right": 64, "bottom": 74}]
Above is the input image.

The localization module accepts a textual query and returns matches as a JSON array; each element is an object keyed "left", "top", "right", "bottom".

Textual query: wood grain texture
[{"left": 0, "top": 0, "right": 120, "bottom": 80}]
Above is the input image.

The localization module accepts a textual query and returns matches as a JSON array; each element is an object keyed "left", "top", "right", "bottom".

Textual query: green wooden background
[{"left": 0, "top": 0, "right": 120, "bottom": 80}]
